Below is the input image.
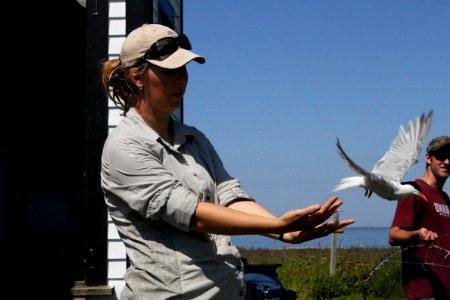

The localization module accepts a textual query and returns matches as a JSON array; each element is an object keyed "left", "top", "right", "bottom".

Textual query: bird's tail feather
[{"left": 332, "top": 176, "right": 365, "bottom": 192}]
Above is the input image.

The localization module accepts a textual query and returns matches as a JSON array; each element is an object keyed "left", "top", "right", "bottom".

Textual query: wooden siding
[{"left": 107, "top": 1, "right": 127, "bottom": 296}]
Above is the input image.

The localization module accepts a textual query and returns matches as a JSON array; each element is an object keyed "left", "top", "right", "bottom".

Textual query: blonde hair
[{"left": 101, "top": 59, "right": 149, "bottom": 116}]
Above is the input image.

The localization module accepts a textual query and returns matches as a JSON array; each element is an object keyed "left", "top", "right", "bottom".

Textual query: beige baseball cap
[
  {"left": 426, "top": 135, "right": 450, "bottom": 153},
  {"left": 120, "top": 23, "right": 205, "bottom": 69}
]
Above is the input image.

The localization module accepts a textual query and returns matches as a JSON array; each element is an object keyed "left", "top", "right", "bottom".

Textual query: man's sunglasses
[
  {"left": 142, "top": 34, "right": 192, "bottom": 61},
  {"left": 430, "top": 150, "right": 450, "bottom": 161}
]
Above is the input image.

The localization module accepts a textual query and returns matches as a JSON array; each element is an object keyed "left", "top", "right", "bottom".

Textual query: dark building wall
[
  {"left": 1, "top": 1, "right": 108, "bottom": 299},
  {"left": 0, "top": 1, "right": 184, "bottom": 298}
]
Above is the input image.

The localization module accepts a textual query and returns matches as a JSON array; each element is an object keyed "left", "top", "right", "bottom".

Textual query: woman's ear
[{"left": 130, "top": 67, "right": 144, "bottom": 89}]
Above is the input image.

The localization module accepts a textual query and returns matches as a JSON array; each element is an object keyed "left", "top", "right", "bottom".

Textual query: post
[{"left": 329, "top": 211, "right": 339, "bottom": 276}]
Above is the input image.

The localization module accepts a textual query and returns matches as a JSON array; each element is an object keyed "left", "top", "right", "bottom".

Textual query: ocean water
[{"left": 231, "top": 227, "right": 391, "bottom": 249}]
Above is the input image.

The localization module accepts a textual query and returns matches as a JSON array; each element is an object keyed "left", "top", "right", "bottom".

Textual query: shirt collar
[{"left": 127, "top": 107, "right": 195, "bottom": 149}]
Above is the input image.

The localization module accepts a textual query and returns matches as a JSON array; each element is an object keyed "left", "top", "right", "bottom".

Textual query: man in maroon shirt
[{"left": 389, "top": 135, "right": 450, "bottom": 300}]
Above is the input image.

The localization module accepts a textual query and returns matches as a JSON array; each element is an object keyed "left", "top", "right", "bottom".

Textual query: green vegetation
[{"left": 239, "top": 247, "right": 405, "bottom": 300}]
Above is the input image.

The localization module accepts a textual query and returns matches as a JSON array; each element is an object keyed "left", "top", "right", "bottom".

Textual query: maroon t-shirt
[{"left": 391, "top": 179, "right": 450, "bottom": 299}]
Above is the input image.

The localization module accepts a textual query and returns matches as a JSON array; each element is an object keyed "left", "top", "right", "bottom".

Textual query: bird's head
[{"left": 401, "top": 181, "right": 428, "bottom": 202}]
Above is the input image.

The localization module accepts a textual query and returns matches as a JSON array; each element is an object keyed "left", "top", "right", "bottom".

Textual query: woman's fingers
[
  {"left": 284, "top": 218, "right": 355, "bottom": 244},
  {"left": 323, "top": 219, "right": 355, "bottom": 234},
  {"left": 320, "top": 195, "right": 339, "bottom": 210},
  {"left": 281, "top": 204, "right": 321, "bottom": 221},
  {"left": 280, "top": 196, "right": 351, "bottom": 233}
]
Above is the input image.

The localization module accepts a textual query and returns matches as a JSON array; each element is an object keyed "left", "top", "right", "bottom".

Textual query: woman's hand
[
  {"left": 281, "top": 219, "right": 355, "bottom": 244},
  {"left": 278, "top": 196, "right": 347, "bottom": 233}
]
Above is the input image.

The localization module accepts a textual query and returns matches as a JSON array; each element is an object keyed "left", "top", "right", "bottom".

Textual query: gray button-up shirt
[{"left": 101, "top": 108, "right": 254, "bottom": 299}]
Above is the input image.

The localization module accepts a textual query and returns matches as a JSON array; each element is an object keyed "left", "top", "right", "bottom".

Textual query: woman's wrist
[{"left": 279, "top": 233, "right": 286, "bottom": 243}]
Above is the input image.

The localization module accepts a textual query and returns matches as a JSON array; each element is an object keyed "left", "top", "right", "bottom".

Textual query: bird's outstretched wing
[
  {"left": 335, "top": 138, "right": 373, "bottom": 179},
  {"left": 371, "top": 111, "right": 433, "bottom": 182}
]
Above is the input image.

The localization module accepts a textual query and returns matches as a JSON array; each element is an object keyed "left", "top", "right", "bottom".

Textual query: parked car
[
  {"left": 242, "top": 259, "right": 297, "bottom": 300},
  {"left": 245, "top": 272, "right": 283, "bottom": 299}
]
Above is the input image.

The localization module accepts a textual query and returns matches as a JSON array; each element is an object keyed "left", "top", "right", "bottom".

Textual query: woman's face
[{"left": 143, "top": 64, "right": 188, "bottom": 114}]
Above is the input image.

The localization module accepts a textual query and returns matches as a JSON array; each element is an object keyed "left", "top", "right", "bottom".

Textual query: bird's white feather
[
  {"left": 332, "top": 176, "right": 365, "bottom": 192},
  {"left": 332, "top": 111, "right": 433, "bottom": 201},
  {"left": 371, "top": 111, "right": 433, "bottom": 181}
]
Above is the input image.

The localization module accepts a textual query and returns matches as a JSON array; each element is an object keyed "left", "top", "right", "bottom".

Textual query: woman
[{"left": 101, "top": 23, "right": 354, "bottom": 300}]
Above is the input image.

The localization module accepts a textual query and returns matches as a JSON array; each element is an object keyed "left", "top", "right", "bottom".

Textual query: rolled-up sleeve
[
  {"left": 101, "top": 135, "right": 198, "bottom": 232},
  {"left": 217, "top": 179, "right": 254, "bottom": 206}
]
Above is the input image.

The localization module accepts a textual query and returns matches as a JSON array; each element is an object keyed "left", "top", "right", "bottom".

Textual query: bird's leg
[{"left": 364, "top": 189, "right": 373, "bottom": 198}]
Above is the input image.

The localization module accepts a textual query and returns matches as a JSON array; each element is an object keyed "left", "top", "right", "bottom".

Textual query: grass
[{"left": 239, "top": 246, "right": 406, "bottom": 300}]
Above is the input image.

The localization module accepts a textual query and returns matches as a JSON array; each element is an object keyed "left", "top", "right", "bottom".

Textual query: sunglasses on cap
[
  {"left": 430, "top": 150, "right": 450, "bottom": 161},
  {"left": 141, "top": 34, "right": 192, "bottom": 61}
]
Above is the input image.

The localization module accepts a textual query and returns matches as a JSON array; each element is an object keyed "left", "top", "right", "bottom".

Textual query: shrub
[{"left": 239, "top": 247, "right": 404, "bottom": 300}]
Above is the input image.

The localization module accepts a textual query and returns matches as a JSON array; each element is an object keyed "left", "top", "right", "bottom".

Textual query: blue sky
[{"left": 182, "top": 1, "right": 449, "bottom": 227}]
